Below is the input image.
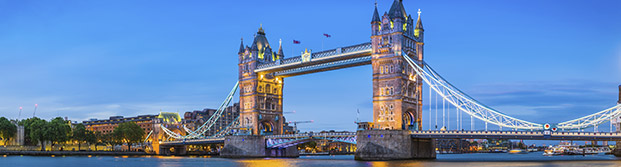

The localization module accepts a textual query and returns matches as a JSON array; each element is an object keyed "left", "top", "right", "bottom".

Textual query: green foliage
[
  {"left": 49, "top": 117, "right": 71, "bottom": 144},
  {"left": 27, "top": 118, "right": 49, "bottom": 151},
  {"left": 18, "top": 117, "right": 72, "bottom": 151},
  {"left": 0, "top": 117, "right": 17, "bottom": 145},
  {"left": 112, "top": 122, "right": 145, "bottom": 151},
  {"left": 72, "top": 124, "right": 87, "bottom": 150}
]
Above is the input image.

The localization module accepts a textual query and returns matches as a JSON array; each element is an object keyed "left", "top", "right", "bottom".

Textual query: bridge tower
[
  {"left": 238, "top": 26, "right": 285, "bottom": 135},
  {"left": 371, "top": 0, "right": 424, "bottom": 131}
]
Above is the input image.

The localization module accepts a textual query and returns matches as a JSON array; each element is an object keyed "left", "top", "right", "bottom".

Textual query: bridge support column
[
  {"left": 158, "top": 145, "right": 187, "bottom": 156},
  {"left": 614, "top": 141, "right": 621, "bottom": 157},
  {"left": 221, "top": 135, "right": 267, "bottom": 158},
  {"left": 221, "top": 135, "right": 299, "bottom": 158},
  {"left": 355, "top": 130, "right": 435, "bottom": 160}
]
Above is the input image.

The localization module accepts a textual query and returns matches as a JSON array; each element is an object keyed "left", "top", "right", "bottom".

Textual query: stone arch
[
  {"left": 402, "top": 110, "right": 417, "bottom": 131},
  {"left": 259, "top": 120, "right": 274, "bottom": 135}
]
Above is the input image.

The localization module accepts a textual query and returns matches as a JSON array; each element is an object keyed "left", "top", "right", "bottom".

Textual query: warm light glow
[{"left": 390, "top": 21, "right": 394, "bottom": 29}]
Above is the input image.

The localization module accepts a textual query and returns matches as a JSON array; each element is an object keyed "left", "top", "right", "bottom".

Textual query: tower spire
[
  {"left": 277, "top": 38, "right": 284, "bottom": 57},
  {"left": 372, "top": 1, "right": 381, "bottom": 23},
  {"left": 238, "top": 37, "right": 244, "bottom": 54},
  {"left": 416, "top": 9, "right": 423, "bottom": 30}
]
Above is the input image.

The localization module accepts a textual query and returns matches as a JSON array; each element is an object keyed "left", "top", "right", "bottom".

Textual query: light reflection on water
[{"left": 3, "top": 152, "right": 621, "bottom": 167}]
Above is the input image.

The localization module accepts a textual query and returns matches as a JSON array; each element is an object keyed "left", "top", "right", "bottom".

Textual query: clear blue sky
[{"left": 0, "top": 0, "right": 620, "bottom": 134}]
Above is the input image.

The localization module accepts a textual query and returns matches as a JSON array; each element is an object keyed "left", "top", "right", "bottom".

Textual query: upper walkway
[{"left": 254, "top": 42, "right": 372, "bottom": 77}]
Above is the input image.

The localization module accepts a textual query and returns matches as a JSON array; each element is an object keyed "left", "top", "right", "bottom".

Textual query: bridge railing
[
  {"left": 255, "top": 42, "right": 372, "bottom": 70},
  {"left": 411, "top": 130, "right": 621, "bottom": 137},
  {"left": 266, "top": 132, "right": 357, "bottom": 139}
]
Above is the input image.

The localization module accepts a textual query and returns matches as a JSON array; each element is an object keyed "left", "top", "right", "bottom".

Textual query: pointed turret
[
  {"left": 414, "top": 9, "right": 424, "bottom": 40},
  {"left": 415, "top": 9, "right": 423, "bottom": 30},
  {"left": 277, "top": 39, "right": 284, "bottom": 58},
  {"left": 618, "top": 85, "right": 620, "bottom": 104},
  {"left": 372, "top": 3, "right": 381, "bottom": 23},
  {"left": 238, "top": 38, "right": 245, "bottom": 54},
  {"left": 388, "top": 0, "right": 406, "bottom": 19}
]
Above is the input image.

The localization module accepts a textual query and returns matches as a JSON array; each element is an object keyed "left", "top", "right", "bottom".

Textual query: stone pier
[
  {"left": 355, "top": 130, "right": 435, "bottom": 160},
  {"left": 159, "top": 145, "right": 187, "bottom": 156},
  {"left": 220, "top": 135, "right": 299, "bottom": 158}
]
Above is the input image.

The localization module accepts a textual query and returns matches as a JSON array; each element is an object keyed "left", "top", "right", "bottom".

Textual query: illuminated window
[{"left": 380, "top": 66, "right": 383, "bottom": 74}]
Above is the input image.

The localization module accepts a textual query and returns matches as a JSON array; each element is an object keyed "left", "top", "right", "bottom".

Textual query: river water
[{"left": 3, "top": 152, "right": 621, "bottom": 167}]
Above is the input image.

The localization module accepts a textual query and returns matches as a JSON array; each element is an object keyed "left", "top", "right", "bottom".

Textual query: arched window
[
  {"left": 266, "top": 84, "right": 271, "bottom": 92},
  {"left": 390, "top": 65, "right": 394, "bottom": 73},
  {"left": 390, "top": 87, "right": 394, "bottom": 95},
  {"left": 380, "top": 66, "right": 383, "bottom": 74}
]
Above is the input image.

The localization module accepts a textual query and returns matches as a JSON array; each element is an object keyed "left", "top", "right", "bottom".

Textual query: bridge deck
[
  {"left": 412, "top": 130, "right": 621, "bottom": 141},
  {"left": 159, "top": 138, "right": 224, "bottom": 146},
  {"left": 255, "top": 42, "right": 372, "bottom": 77}
]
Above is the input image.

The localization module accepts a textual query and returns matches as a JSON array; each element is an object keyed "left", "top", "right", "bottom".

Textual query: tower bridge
[{"left": 155, "top": 0, "right": 621, "bottom": 160}]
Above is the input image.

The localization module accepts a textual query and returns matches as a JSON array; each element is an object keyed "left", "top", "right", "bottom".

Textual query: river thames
[{"left": 3, "top": 152, "right": 621, "bottom": 167}]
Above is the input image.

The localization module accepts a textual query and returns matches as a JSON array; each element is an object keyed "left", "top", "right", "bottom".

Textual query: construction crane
[{"left": 288, "top": 120, "right": 313, "bottom": 133}]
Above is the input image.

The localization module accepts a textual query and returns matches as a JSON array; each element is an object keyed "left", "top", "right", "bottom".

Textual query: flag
[
  {"left": 323, "top": 33, "right": 331, "bottom": 38},
  {"left": 293, "top": 40, "right": 301, "bottom": 44}
]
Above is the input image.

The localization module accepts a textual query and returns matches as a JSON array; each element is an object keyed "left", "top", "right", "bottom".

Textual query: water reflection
[{"left": 237, "top": 158, "right": 296, "bottom": 167}]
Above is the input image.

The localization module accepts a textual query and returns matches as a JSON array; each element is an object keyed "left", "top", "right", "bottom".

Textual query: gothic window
[
  {"left": 385, "top": 88, "right": 389, "bottom": 95},
  {"left": 258, "top": 85, "right": 263, "bottom": 92},
  {"left": 273, "top": 88, "right": 277, "bottom": 94},
  {"left": 385, "top": 66, "right": 389, "bottom": 74},
  {"left": 380, "top": 66, "right": 383, "bottom": 74},
  {"left": 266, "top": 84, "right": 271, "bottom": 93},
  {"left": 390, "top": 65, "right": 394, "bottom": 73},
  {"left": 390, "top": 87, "right": 394, "bottom": 95}
]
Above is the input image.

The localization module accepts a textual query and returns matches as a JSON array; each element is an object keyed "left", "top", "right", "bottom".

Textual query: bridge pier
[
  {"left": 220, "top": 135, "right": 299, "bottom": 158},
  {"left": 355, "top": 130, "right": 435, "bottom": 160},
  {"left": 158, "top": 145, "right": 187, "bottom": 156}
]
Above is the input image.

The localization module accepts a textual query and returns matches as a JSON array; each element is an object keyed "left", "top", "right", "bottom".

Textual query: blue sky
[{"left": 0, "top": 0, "right": 620, "bottom": 135}]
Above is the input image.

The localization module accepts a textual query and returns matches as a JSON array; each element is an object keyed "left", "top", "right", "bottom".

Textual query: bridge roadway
[
  {"left": 412, "top": 130, "right": 621, "bottom": 141},
  {"left": 159, "top": 130, "right": 621, "bottom": 146}
]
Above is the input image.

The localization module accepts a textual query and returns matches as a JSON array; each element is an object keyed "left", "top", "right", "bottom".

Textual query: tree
[
  {"left": 48, "top": 117, "right": 71, "bottom": 150},
  {"left": 0, "top": 117, "right": 17, "bottom": 145},
  {"left": 72, "top": 124, "right": 87, "bottom": 150},
  {"left": 113, "top": 122, "right": 145, "bottom": 151},
  {"left": 28, "top": 118, "right": 50, "bottom": 151},
  {"left": 85, "top": 131, "right": 97, "bottom": 151}
]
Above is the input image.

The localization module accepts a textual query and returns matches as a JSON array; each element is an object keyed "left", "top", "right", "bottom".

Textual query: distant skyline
[{"left": 0, "top": 0, "right": 620, "bottom": 133}]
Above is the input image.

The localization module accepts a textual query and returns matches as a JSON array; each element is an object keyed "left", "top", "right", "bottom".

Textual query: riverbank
[{"left": 0, "top": 150, "right": 151, "bottom": 156}]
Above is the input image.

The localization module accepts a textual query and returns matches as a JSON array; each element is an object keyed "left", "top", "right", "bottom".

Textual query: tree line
[{"left": 0, "top": 116, "right": 145, "bottom": 152}]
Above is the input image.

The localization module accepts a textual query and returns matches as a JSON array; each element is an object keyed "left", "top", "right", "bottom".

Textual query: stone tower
[
  {"left": 238, "top": 26, "right": 285, "bottom": 135},
  {"left": 371, "top": 0, "right": 424, "bottom": 130}
]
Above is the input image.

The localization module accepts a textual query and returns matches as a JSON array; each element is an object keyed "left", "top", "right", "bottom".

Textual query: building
[
  {"left": 183, "top": 103, "right": 240, "bottom": 137},
  {"left": 183, "top": 102, "right": 296, "bottom": 135},
  {"left": 83, "top": 112, "right": 182, "bottom": 141}
]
